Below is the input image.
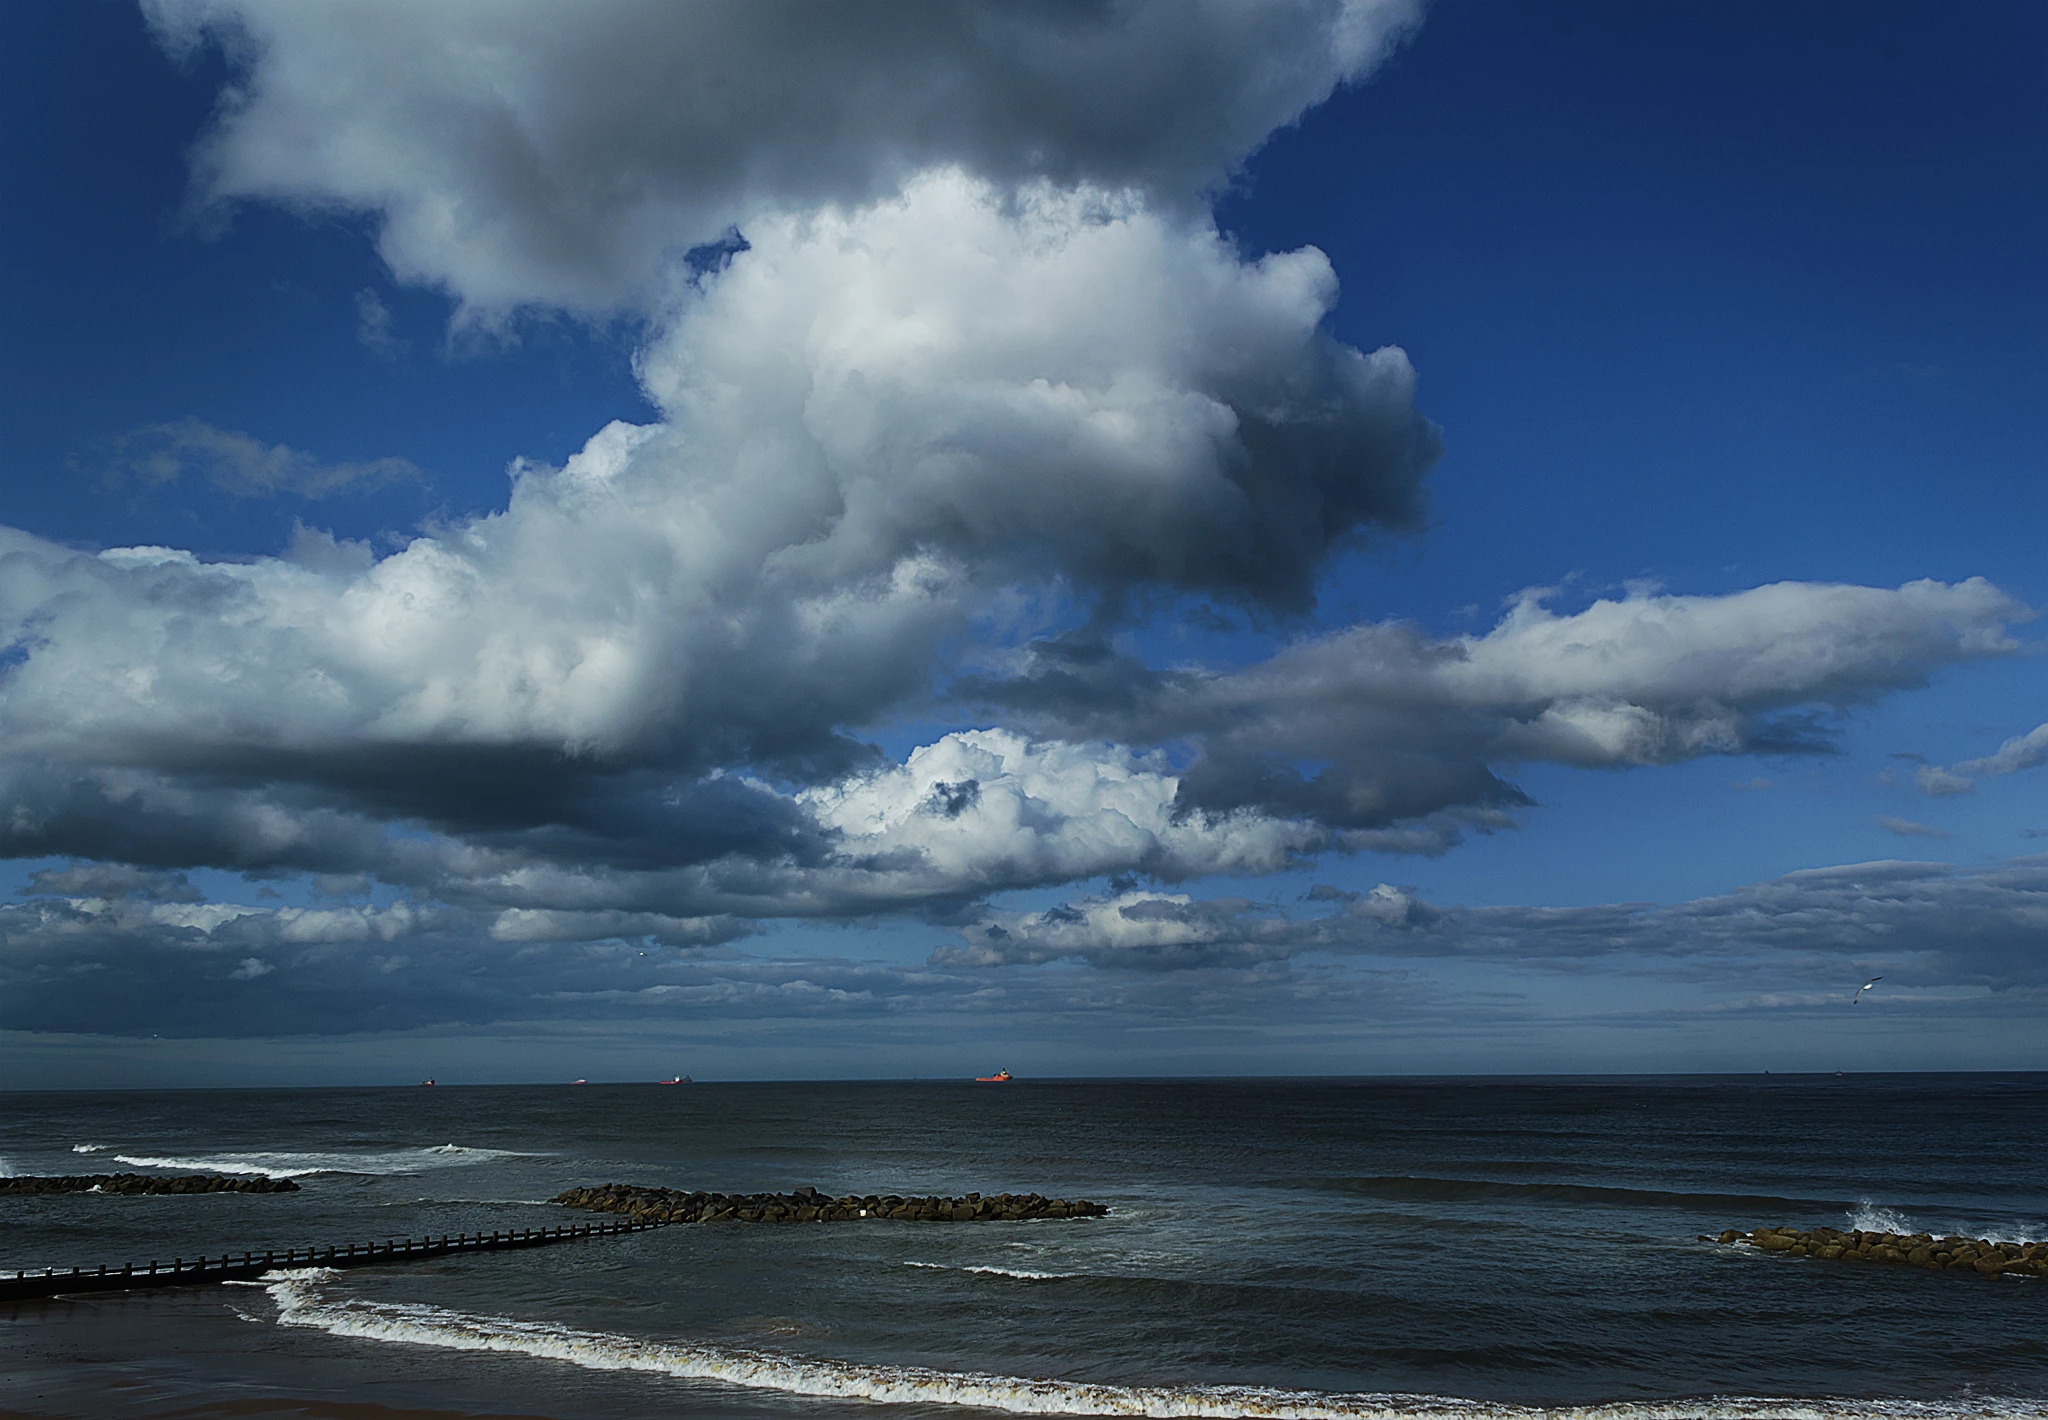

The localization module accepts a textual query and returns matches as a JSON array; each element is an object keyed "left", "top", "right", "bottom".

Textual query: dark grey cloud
[{"left": 962, "top": 579, "right": 2025, "bottom": 829}]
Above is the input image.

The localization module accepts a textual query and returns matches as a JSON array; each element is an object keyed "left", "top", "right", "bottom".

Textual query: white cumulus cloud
[
  {"left": 145, "top": 0, "right": 1422, "bottom": 316},
  {"left": 0, "top": 174, "right": 1436, "bottom": 800},
  {"left": 1914, "top": 720, "right": 2048, "bottom": 796}
]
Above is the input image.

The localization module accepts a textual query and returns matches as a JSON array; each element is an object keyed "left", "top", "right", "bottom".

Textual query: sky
[{"left": 1, "top": 0, "right": 2043, "bottom": 1088}]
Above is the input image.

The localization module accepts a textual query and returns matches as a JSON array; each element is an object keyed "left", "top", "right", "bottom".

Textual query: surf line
[{"left": 0, "top": 1218, "right": 664, "bottom": 1304}]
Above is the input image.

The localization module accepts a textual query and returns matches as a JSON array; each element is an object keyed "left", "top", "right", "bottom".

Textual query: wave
[
  {"left": 1295, "top": 1176, "right": 1853, "bottom": 1214},
  {"left": 261, "top": 1271, "right": 2048, "bottom": 1420},
  {"left": 1846, "top": 1200, "right": 2048, "bottom": 1246},
  {"left": 107, "top": 1143, "right": 536, "bottom": 1178},
  {"left": 1846, "top": 1203, "right": 1920, "bottom": 1235},
  {"left": 71, "top": 1143, "right": 108, "bottom": 1154},
  {"left": 904, "top": 1262, "right": 1076, "bottom": 1280}
]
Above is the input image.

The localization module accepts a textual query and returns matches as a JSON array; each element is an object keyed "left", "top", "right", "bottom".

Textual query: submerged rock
[
  {"left": 551, "top": 1183, "right": 1108, "bottom": 1224},
  {"left": 0, "top": 1173, "right": 298, "bottom": 1196}
]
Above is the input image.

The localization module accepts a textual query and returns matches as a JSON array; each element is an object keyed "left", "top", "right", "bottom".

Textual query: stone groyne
[
  {"left": 0, "top": 1173, "right": 299, "bottom": 1196},
  {"left": 1721, "top": 1226, "right": 2047, "bottom": 1278},
  {"left": 553, "top": 1183, "right": 1108, "bottom": 1223}
]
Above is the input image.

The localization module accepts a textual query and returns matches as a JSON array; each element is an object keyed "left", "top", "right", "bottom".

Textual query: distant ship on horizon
[
  {"left": 975, "top": 1069, "right": 1013, "bottom": 1083},
  {"left": 658, "top": 1075, "right": 692, "bottom": 1084}
]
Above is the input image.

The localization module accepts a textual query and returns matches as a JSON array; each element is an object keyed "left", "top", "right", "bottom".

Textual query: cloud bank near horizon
[
  {"left": 7, "top": 852, "right": 2045, "bottom": 1039},
  {"left": 936, "top": 855, "right": 2048, "bottom": 991}
]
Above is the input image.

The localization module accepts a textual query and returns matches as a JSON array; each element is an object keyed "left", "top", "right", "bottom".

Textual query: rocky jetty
[
  {"left": 553, "top": 1183, "right": 1107, "bottom": 1223},
  {"left": 0, "top": 1173, "right": 298, "bottom": 1196},
  {"left": 1720, "top": 1226, "right": 2045, "bottom": 1278}
]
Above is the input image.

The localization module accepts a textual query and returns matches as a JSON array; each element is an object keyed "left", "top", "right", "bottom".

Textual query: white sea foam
[
  {"left": 260, "top": 1272, "right": 2048, "bottom": 1420},
  {"left": 108, "top": 1143, "right": 534, "bottom": 1178},
  {"left": 1846, "top": 1203, "right": 1920, "bottom": 1235},
  {"left": 1845, "top": 1201, "right": 2046, "bottom": 1246},
  {"left": 905, "top": 1262, "right": 1075, "bottom": 1280},
  {"left": 71, "top": 1143, "right": 108, "bottom": 1154}
]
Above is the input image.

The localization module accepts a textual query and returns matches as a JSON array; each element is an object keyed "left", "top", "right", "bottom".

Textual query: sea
[{"left": 1, "top": 1075, "right": 2045, "bottom": 1420}]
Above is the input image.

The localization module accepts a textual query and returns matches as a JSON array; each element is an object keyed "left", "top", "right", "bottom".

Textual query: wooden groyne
[
  {"left": 1720, "top": 1226, "right": 2048, "bottom": 1278},
  {"left": 0, "top": 1218, "right": 663, "bottom": 1304},
  {"left": 553, "top": 1183, "right": 1109, "bottom": 1223}
]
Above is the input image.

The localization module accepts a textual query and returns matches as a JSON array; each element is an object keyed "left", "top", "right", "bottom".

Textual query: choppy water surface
[{"left": 2, "top": 1076, "right": 2044, "bottom": 1420}]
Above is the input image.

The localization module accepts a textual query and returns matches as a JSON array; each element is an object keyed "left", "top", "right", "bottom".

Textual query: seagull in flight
[{"left": 1852, "top": 976, "right": 1882, "bottom": 1004}]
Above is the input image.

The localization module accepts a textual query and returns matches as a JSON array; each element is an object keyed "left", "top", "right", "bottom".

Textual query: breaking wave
[
  {"left": 1845, "top": 1201, "right": 2048, "bottom": 1245},
  {"left": 261, "top": 1271, "right": 2047, "bottom": 1419},
  {"left": 108, "top": 1143, "right": 534, "bottom": 1178},
  {"left": 71, "top": 1143, "right": 108, "bottom": 1154}
]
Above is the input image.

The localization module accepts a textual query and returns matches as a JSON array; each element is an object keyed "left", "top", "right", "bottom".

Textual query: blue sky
[{"left": 1, "top": 1, "right": 2043, "bottom": 1086}]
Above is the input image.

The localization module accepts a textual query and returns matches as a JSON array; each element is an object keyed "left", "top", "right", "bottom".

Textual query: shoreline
[{"left": 10, "top": 1280, "right": 2048, "bottom": 1420}]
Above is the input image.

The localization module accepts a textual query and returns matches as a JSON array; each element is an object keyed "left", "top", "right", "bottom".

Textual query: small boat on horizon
[
  {"left": 658, "top": 1076, "right": 692, "bottom": 1085},
  {"left": 975, "top": 1069, "right": 1013, "bottom": 1083}
]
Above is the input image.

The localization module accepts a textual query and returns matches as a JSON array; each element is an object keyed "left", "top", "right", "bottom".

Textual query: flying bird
[{"left": 1852, "top": 977, "right": 1882, "bottom": 1004}]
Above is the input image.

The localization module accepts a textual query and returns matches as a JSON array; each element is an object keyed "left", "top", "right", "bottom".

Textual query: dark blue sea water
[{"left": 2, "top": 1076, "right": 2045, "bottom": 1420}]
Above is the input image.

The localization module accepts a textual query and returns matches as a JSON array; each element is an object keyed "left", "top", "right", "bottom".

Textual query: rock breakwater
[
  {"left": 0, "top": 1173, "right": 298, "bottom": 1196},
  {"left": 553, "top": 1183, "right": 1107, "bottom": 1223},
  {"left": 1720, "top": 1226, "right": 2046, "bottom": 1278}
]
